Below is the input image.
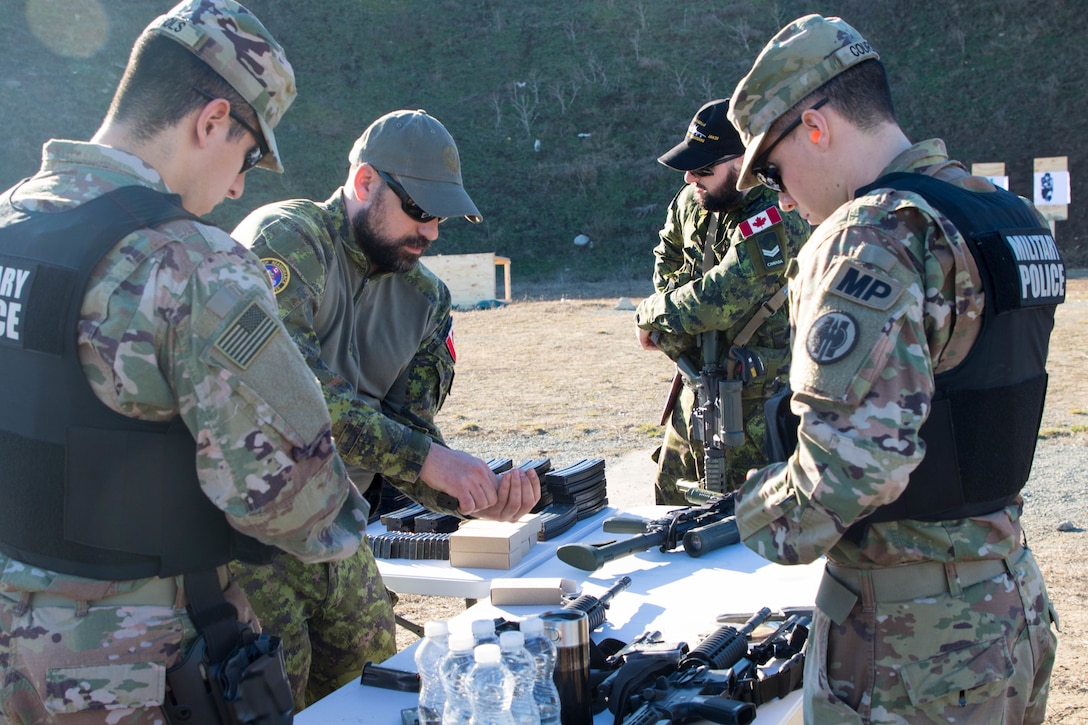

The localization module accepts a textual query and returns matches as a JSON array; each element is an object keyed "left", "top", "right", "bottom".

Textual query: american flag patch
[
  {"left": 215, "top": 302, "right": 278, "bottom": 369},
  {"left": 739, "top": 206, "right": 783, "bottom": 238}
]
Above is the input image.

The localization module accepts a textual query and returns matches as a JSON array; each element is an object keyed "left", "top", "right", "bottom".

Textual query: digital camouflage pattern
[
  {"left": 227, "top": 546, "right": 395, "bottom": 710},
  {"left": 230, "top": 190, "right": 456, "bottom": 710},
  {"left": 0, "top": 140, "right": 364, "bottom": 722},
  {"left": 636, "top": 183, "right": 807, "bottom": 503},
  {"left": 233, "top": 192, "right": 456, "bottom": 511},
  {"left": 146, "top": 0, "right": 296, "bottom": 172},
  {"left": 734, "top": 140, "right": 1058, "bottom": 723}
]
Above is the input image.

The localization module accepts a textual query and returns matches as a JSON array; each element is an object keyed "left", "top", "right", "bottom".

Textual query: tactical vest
[
  {"left": 0, "top": 185, "right": 273, "bottom": 580},
  {"left": 850, "top": 172, "right": 1064, "bottom": 532}
]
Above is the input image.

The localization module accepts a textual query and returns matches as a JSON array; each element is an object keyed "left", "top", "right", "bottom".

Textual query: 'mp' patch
[{"left": 827, "top": 258, "right": 904, "bottom": 311}]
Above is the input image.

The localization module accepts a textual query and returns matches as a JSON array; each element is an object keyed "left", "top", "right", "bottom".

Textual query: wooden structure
[{"left": 421, "top": 252, "right": 512, "bottom": 307}]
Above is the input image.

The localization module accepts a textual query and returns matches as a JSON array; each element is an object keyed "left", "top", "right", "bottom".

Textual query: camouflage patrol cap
[
  {"left": 729, "top": 14, "right": 878, "bottom": 190},
  {"left": 349, "top": 109, "right": 482, "bottom": 223},
  {"left": 145, "top": 0, "right": 296, "bottom": 173}
]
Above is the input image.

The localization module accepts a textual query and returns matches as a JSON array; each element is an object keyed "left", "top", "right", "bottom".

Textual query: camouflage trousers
[
  {"left": 229, "top": 544, "right": 395, "bottom": 712},
  {"left": 0, "top": 580, "right": 255, "bottom": 724},
  {"left": 806, "top": 546, "right": 1058, "bottom": 724},
  {"left": 653, "top": 383, "right": 769, "bottom": 505}
]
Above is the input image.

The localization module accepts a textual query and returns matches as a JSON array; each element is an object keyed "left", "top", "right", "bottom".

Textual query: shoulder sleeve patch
[
  {"left": 827, "top": 258, "right": 904, "bottom": 311},
  {"left": 214, "top": 302, "right": 279, "bottom": 369},
  {"left": 738, "top": 205, "right": 782, "bottom": 239},
  {"left": 260, "top": 257, "right": 291, "bottom": 295},
  {"left": 806, "top": 311, "right": 859, "bottom": 364}
]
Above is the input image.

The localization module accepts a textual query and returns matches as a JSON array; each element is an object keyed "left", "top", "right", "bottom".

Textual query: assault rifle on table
[
  {"left": 562, "top": 575, "right": 632, "bottom": 631},
  {"left": 601, "top": 607, "right": 809, "bottom": 724},
  {"left": 556, "top": 493, "right": 738, "bottom": 572}
]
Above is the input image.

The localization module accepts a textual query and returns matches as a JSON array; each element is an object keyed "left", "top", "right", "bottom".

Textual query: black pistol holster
[{"left": 164, "top": 570, "right": 294, "bottom": 724}]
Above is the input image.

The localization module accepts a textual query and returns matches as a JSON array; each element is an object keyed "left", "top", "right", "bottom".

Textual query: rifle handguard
[{"left": 682, "top": 517, "right": 739, "bottom": 557}]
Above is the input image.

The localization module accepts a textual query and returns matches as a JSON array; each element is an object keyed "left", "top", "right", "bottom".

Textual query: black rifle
[
  {"left": 722, "top": 613, "right": 810, "bottom": 707},
  {"left": 556, "top": 495, "right": 738, "bottom": 572},
  {"left": 561, "top": 575, "right": 632, "bottom": 631},
  {"left": 602, "top": 608, "right": 772, "bottom": 725}
]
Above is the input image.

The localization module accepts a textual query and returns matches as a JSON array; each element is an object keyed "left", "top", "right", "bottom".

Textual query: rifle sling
[{"left": 732, "top": 284, "right": 788, "bottom": 349}]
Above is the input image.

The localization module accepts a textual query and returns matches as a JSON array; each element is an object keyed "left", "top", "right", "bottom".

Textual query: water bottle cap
[
  {"left": 423, "top": 620, "right": 449, "bottom": 638},
  {"left": 499, "top": 630, "right": 525, "bottom": 648},
  {"left": 448, "top": 631, "right": 475, "bottom": 652},
  {"left": 471, "top": 619, "right": 496, "bottom": 638},
  {"left": 474, "top": 643, "right": 502, "bottom": 663},
  {"left": 519, "top": 616, "right": 543, "bottom": 635}
]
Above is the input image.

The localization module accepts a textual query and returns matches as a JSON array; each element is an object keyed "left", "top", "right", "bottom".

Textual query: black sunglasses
[
  {"left": 192, "top": 87, "right": 268, "bottom": 173},
  {"left": 752, "top": 98, "right": 828, "bottom": 193},
  {"left": 690, "top": 163, "right": 720, "bottom": 178},
  {"left": 375, "top": 169, "right": 445, "bottom": 224}
]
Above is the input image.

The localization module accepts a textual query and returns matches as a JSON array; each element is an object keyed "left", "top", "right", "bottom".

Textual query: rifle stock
[{"left": 557, "top": 530, "right": 668, "bottom": 572}]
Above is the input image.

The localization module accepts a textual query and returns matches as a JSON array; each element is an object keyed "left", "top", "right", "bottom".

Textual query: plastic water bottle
[
  {"left": 467, "top": 643, "right": 515, "bottom": 725},
  {"left": 472, "top": 618, "right": 500, "bottom": 647},
  {"left": 519, "top": 616, "right": 562, "bottom": 725},
  {"left": 499, "top": 630, "right": 541, "bottom": 725},
  {"left": 440, "top": 631, "right": 476, "bottom": 725},
  {"left": 415, "top": 620, "right": 450, "bottom": 725}
]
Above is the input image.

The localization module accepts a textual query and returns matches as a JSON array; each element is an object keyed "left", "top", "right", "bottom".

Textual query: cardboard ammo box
[
  {"left": 490, "top": 577, "right": 578, "bottom": 606},
  {"left": 449, "top": 514, "right": 541, "bottom": 569}
]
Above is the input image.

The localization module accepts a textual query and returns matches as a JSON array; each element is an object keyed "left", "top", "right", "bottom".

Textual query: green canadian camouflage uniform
[
  {"left": 636, "top": 183, "right": 807, "bottom": 504},
  {"left": 228, "top": 190, "right": 458, "bottom": 709}
]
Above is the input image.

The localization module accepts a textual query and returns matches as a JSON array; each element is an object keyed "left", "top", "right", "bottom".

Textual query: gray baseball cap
[
  {"left": 145, "top": 0, "right": 296, "bottom": 173},
  {"left": 729, "top": 14, "right": 878, "bottom": 190},
  {"left": 349, "top": 109, "right": 482, "bottom": 223}
]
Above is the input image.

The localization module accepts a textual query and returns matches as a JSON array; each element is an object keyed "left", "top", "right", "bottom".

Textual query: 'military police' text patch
[
  {"left": 827, "top": 258, "right": 904, "bottom": 311},
  {"left": 215, "top": 302, "right": 278, "bottom": 369},
  {"left": 261, "top": 258, "right": 291, "bottom": 295},
  {"left": 806, "top": 311, "right": 858, "bottom": 364},
  {"left": 0, "top": 261, "right": 32, "bottom": 346}
]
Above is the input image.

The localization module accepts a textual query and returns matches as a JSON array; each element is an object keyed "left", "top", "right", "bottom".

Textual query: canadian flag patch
[
  {"left": 739, "top": 206, "right": 783, "bottom": 238},
  {"left": 446, "top": 326, "right": 457, "bottom": 362}
]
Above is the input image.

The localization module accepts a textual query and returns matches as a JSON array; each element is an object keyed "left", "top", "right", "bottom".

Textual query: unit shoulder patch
[
  {"left": 806, "top": 311, "right": 858, "bottom": 364},
  {"left": 261, "top": 257, "right": 291, "bottom": 295}
]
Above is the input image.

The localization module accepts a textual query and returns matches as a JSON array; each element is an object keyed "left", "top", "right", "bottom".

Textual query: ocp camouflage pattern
[{"left": 735, "top": 139, "right": 1057, "bottom": 723}]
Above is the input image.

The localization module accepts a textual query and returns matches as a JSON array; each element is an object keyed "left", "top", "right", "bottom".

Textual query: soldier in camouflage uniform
[
  {"left": 229, "top": 109, "right": 540, "bottom": 710},
  {"left": 727, "top": 15, "right": 1060, "bottom": 723},
  {"left": 0, "top": 2, "right": 369, "bottom": 723},
  {"left": 635, "top": 99, "right": 808, "bottom": 504}
]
